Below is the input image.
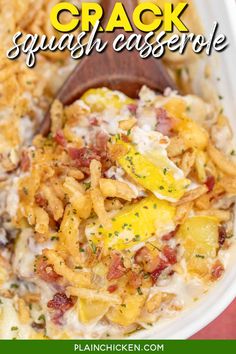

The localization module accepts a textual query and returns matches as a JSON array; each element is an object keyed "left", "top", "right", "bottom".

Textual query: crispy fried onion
[
  {"left": 208, "top": 142, "right": 236, "bottom": 177},
  {"left": 43, "top": 250, "right": 91, "bottom": 288},
  {"left": 176, "top": 185, "right": 208, "bottom": 206}
]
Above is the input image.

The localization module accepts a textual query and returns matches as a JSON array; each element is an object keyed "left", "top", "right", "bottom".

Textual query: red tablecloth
[{"left": 190, "top": 298, "right": 236, "bottom": 339}]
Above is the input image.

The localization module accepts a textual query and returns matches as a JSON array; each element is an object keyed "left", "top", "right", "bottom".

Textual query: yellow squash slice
[
  {"left": 177, "top": 216, "right": 219, "bottom": 276},
  {"left": 112, "top": 139, "right": 190, "bottom": 202},
  {"left": 78, "top": 299, "right": 110, "bottom": 324},
  {"left": 87, "top": 195, "right": 175, "bottom": 251},
  {"left": 81, "top": 88, "right": 134, "bottom": 113},
  {"left": 106, "top": 293, "right": 146, "bottom": 327}
]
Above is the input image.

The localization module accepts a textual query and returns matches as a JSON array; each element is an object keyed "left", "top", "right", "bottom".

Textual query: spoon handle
[{"left": 40, "top": 0, "right": 175, "bottom": 135}]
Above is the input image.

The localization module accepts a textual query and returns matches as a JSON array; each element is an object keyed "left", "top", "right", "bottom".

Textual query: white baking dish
[{"left": 130, "top": 0, "right": 236, "bottom": 339}]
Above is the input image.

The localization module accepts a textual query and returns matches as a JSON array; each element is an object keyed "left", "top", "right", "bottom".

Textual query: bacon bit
[
  {"left": 205, "top": 175, "right": 215, "bottom": 192},
  {"left": 127, "top": 271, "right": 142, "bottom": 290},
  {"left": 54, "top": 130, "right": 67, "bottom": 147},
  {"left": 95, "top": 131, "right": 109, "bottom": 153},
  {"left": 35, "top": 193, "right": 48, "bottom": 208},
  {"left": 218, "top": 225, "right": 227, "bottom": 246},
  {"left": 162, "top": 245, "right": 177, "bottom": 265},
  {"left": 134, "top": 246, "right": 160, "bottom": 273},
  {"left": 93, "top": 131, "right": 112, "bottom": 171},
  {"left": 121, "top": 134, "right": 130, "bottom": 143},
  {"left": 107, "top": 253, "right": 126, "bottom": 281},
  {"left": 107, "top": 284, "right": 118, "bottom": 293},
  {"left": 162, "top": 226, "right": 180, "bottom": 241},
  {"left": 156, "top": 108, "right": 174, "bottom": 137},
  {"left": 211, "top": 260, "right": 224, "bottom": 280},
  {"left": 47, "top": 293, "right": 73, "bottom": 311},
  {"left": 68, "top": 147, "right": 101, "bottom": 168},
  {"left": 127, "top": 104, "right": 137, "bottom": 115},
  {"left": 35, "top": 257, "right": 61, "bottom": 283},
  {"left": 20, "top": 150, "right": 30, "bottom": 172},
  {"left": 150, "top": 260, "right": 168, "bottom": 284},
  {"left": 47, "top": 293, "right": 74, "bottom": 325},
  {"left": 89, "top": 117, "right": 99, "bottom": 126}
]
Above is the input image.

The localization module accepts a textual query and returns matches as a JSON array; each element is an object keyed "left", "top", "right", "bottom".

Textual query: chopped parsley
[
  {"left": 22, "top": 187, "right": 28, "bottom": 195},
  {"left": 84, "top": 182, "right": 91, "bottom": 191},
  {"left": 133, "top": 234, "right": 141, "bottom": 241},
  {"left": 38, "top": 314, "right": 45, "bottom": 322},
  {"left": 163, "top": 168, "right": 168, "bottom": 175},
  {"left": 137, "top": 287, "right": 143, "bottom": 295},
  {"left": 90, "top": 241, "right": 97, "bottom": 254},
  {"left": 51, "top": 236, "right": 59, "bottom": 241},
  {"left": 143, "top": 273, "right": 150, "bottom": 279},
  {"left": 11, "top": 327, "right": 18, "bottom": 331},
  {"left": 176, "top": 68, "right": 182, "bottom": 77},
  {"left": 195, "top": 254, "right": 205, "bottom": 259},
  {"left": 10, "top": 283, "right": 19, "bottom": 289}
]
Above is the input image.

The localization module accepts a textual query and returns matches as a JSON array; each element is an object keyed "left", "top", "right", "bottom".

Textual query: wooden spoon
[{"left": 41, "top": 0, "right": 175, "bottom": 135}]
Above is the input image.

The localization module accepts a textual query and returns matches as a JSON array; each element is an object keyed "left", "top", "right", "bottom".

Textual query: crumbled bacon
[
  {"left": 127, "top": 271, "right": 142, "bottom": 290},
  {"left": 35, "top": 257, "right": 61, "bottom": 283},
  {"left": 107, "top": 284, "right": 118, "bottom": 293},
  {"left": 89, "top": 117, "right": 99, "bottom": 126},
  {"left": 20, "top": 150, "right": 30, "bottom": 172},
  {"left": 47, "top": 293, "right": 73, "bottom": 311},
  {"left": 94, "top": 131, "right": 110, "bottom": 166},
  {"left": 94, "top": 131, "right": 112, "bottom": 171},
  {"left": 120, "top": 134, "right": 130, "bottom": 143},
  {"left": 94, "top": 131, "right": 109, "bottom": 152},
  {"left": 127, "top": 104, "right": 137, "bottom": 115},
  {"left": 35, "top": 193, "right": 48, "bottom": 208},
  {"left": 68, "top": 131, "right": 110, "bottom": 173},
  {"left": 205, "top": 175, "right": 215, "bottom": 192},
  {"left": 162, "top": 226, "right": 180, "bottom": 241},
  {"left": 68, "top": 147, "right": 101, "bottom": 168},
  {"left": 54, "top": 130, "right": 67, "bottom": 147},
  {"left": 211, "top": 260, "right": 224, "bottom": 280},
  {"left": 150, "top": 260, "right": 168, "bottom": 284},
  {"left": 218, "top": 225, "right": 227, "bottom": 246},
  {"left": 47, "top": 293, "right": 74, "bottom": 325},
  {"left": 162, "top": 245, "right": 177, "bottom": 265},
  {"left": 134, "top": 246, "right": 160, "bottom": 273},
  {"left": 156, "top": 108, "right": 174, "bottom": 137},
  {"left": 107, "top": 253, "right": 126, "bottom": 281}
]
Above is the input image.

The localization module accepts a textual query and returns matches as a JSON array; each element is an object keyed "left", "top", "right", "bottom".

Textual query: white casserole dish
[{"left": 130, "top": 0, "right": 236, "bottom": 339}]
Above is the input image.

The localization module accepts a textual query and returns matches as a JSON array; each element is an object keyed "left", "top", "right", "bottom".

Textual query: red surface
[{"left": 190, "top": 298, "right": 236, "bottom": 339}]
